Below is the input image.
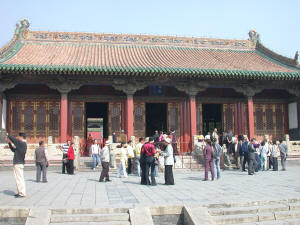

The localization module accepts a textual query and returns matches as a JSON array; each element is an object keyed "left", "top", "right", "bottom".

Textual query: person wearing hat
[
  {"left": 193, "top": 135, "right": 205, "bottom": 156},
  {"left": 99, "top": 140, "right": 112, "bottom": 182},
  {"left": 161, "top": 138, "right": 175, "bottom": 185}
]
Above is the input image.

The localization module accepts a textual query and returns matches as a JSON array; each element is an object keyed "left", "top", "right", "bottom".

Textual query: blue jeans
[
  {"left": 136, "top": 156, "right": 141, "bottom": 176},
  {"left": 213, "top": 158, "right": 221, "bottom": 179},
  {"left": 155, "top": 164, "right": 159, "bottom": 177},
  {"left": 92, "top": 154, "right": 100, "bottom": 169}
]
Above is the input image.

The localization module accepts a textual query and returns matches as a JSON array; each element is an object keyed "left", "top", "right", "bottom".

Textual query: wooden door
[
  {"left": 134, "top": 102, "right": 145, "bottom": 138},
  {"left": 168, "top": 102, "right": 180, "bottom": 137},
  {"left": 223, "top": 104, "right": 235, "bottom": 133},
  {"left": 108, "top": 102, "right": 122, "bottom": 135},
  {"left": 196, "top": 103, "right": 203, "bottom": 135},
  {"left": 72, "top": 101, "right": 85, "bottom": 138}
]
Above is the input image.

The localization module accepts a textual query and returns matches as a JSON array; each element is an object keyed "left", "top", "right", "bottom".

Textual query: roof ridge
[
  {"left": 23, "top": 29, "right": 256, "bottom": 50},
  {"left": 24, "top": 40, "right": 257, "bottom": 52},
  {"left": 256, "top": 43, "right": 299, "bottom": 69}
]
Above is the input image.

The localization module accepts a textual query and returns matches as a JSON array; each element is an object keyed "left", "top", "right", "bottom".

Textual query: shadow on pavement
[
  {"left": 1, "top": 190, "right": 15, "bottom": 196},
  {"left": 123, "top": 181, "right": 141, "bottom": 185}
]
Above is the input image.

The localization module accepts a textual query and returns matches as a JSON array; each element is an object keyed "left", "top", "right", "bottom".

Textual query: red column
[
  {"left": 121, "top": 100, "right": 126, "bottom": 131},
  {"left": 189, "top": 95, "right": 196, "bottom": 152},
  {"left": 60, "top": 93, "right": 68, "bottom": 143},
  {"left": 185, "top": 100, "right": 191, "bottom": 152},
  {"left": 0, "top": 93, "right": 2, "bottom": 131},
  {"left": 247, "top": 97, "right": 255, "bottom": 139},
  {"left": 183, "top": 100, "right": 189, "bottom": 152},
  {"left": 180, "top": 101, "right": 185, "bottom": 154},
  {"left": 190, "top": 95, "right": 196, "bottom": 137},
  {"left": 126, "top": 94, "right": 134, "bottom": 140},
  {"left": 67, "top": 100, "right": 72, "bottom": 140}
]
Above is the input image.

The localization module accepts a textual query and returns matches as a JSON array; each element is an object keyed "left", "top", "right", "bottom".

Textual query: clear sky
[{"left": 0, "top": 0, "right": 299, "bottom": 59}]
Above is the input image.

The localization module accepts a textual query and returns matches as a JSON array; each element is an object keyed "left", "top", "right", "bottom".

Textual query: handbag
[{"left": 63, "top": 158, "right": 69, "bottom": 163}]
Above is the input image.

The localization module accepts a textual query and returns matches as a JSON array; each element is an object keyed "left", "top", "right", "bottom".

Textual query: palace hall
[{"left": 0, "top": 19, "right": 300, "bottom": 154}]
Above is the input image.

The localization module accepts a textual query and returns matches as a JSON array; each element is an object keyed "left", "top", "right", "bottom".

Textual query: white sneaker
[{"left": 93, "top": 168, "right": 95, "bottom": 171}]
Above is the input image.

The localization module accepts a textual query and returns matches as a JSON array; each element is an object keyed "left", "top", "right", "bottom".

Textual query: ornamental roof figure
[
  {"left": 0, "top": 20, "right": 299, "bottom": 79},
  {"left": 248, "top": 29, "right": 260, "bottom": 45}
]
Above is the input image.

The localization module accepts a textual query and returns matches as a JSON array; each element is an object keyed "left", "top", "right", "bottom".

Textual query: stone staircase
[
  {"left": 0, "top": 159, "right": 62, "bottom": 171},
  {"left": 78, "top": 157, "right": 119, "bottom": 172},
  {"left": 208, "top": 200, "right": 300, "bottom": 225},
  {"left": 50, "top": 208, "right": 130, "bottom": 225}
]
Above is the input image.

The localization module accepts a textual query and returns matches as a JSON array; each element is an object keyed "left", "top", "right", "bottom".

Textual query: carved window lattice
[
  {"left": 111, "top": 106, "right": 120, "bottom": 132},
  {"left": 49, "top": 105, "right": 58, "bottom": 131},
  {"left": 266, "top": 108, "right": 274, "bottom": 130},
  {"left": 73, "top": 107, "right": 83, "bottom": 131},
  {"left": 225, "top": 107, "right": 233, "bottom": 131},
  {"left": 134, "top": 106, "right": 143, "bottom": 131},
  {"left": 275, "top": 107, "right": 283, "bottom": 130},
  {"left": 36, "top": 105, "right": 46, "bottom": 131},
  {"left": 24, "top": 106, "right": 34, "bottom": 131},
  {"left": 12, "top": 106, "right": 21, "bottom": 131},
  {"left": 169, "top": 108, "right": 178, "bottom": 130},
  {"left": 255, "top": 108, "right": 263, "bottom": 130},
  {"left": 196, "top": 106, "right": 201, "bottom": 133}
]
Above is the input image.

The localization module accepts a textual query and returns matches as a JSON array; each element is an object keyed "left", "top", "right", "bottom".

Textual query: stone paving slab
[{"left": 0, "top": 167, "right": 299, "bottom": 208}]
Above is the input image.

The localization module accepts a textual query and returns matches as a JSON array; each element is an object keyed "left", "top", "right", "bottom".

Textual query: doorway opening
[
  {"left": 85, "top": 102, "right": 108, "bottom": 140},
  {"left": 146, "top": 103, "right": 167, "bottom": 137},
  {"left": 202, "top": 104, "right": 222, "bottom": 135}
]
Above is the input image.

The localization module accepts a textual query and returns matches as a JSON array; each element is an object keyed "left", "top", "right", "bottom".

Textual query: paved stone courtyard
[{"left": 0, "top": 166, "right": 299, "bottom": 208}]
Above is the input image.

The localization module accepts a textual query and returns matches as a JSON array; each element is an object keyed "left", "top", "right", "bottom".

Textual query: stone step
[
  {"left": 50, "top": 221, "right": 130, "bottom": 225},
  {"left": 206, "top": 199, "right": 300, "bottom": 209},
  {"left": 51, "top": 208, "right": 128, "bottom": 215},
  {"left": 213, "top": 210, "right": 300, "bottom": 225},
  {"left": 51, "top": 213, "right": 130, "bottom": 223},
  {"left": 209, "top": 204, "right": 290, "bottom": 216},
  {"left": 0, "top": 217, "right": 26, "bottom": 225},
  {"left": 232, "top": 217, "right": 300, "bottom": 225}
]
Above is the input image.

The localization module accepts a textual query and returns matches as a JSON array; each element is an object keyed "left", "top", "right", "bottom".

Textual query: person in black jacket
[
  {"left": 248, "top": 138, "right": 257, "bottom": 175},
  {"left": 6, "top": 133, "right": 27, "bottom": 198}
]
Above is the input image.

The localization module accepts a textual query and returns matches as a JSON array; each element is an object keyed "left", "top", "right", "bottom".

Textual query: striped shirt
[{"left": 62, "top": 144, "right": 69, "bottom": 154}]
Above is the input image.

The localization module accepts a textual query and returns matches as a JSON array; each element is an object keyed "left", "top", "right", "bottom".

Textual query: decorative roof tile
[{"left": 0, "top": 20, "right": 299, "bottom": 80}]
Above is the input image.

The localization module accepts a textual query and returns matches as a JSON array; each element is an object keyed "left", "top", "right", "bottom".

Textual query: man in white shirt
[{"left": 99, "top": 140, "right": 111, "bottom": 182}]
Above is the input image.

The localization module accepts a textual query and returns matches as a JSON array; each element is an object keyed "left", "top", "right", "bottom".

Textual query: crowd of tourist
[
  {"left": 196, "top": 129, "right": 289, "bottom": 181},
  {"left": 4, "top": 127, "right": 289, "bottom": 198}
]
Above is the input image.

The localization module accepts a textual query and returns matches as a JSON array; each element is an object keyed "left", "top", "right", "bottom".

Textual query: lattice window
[
  {"left": 134, "top": 106, "right": 143, "bottom": 131},
  {"left": 169, "top": 108, "right": 178, "bottom": 130},
  {"left": 225, "top": 107, "right": 233, "bottom": 131},
  {"left": 12, "top": 105, "right": 21, "bottom": 131},
  {"left": 196, "top": 106, "right": 201, "bottom": 133},
  {"left": 36, "top": 105, "right": 46, "bottom": 131},
  {"left": 111, "top": 106, "right": 120, "bottom": 132},
  {"left": 266, "top": 108, "right": 274, "bottom": 130},
  {"left": 73, "top": 107, "right": 83, "bottom": 131},
  {"left": 24, "top": 106, "right": 34, "bottom": 131},
  {"left": 49, "top": 105, "right": 58, "bottom": 131},
  {"left": 275, "top": 108, "right": 283, "bottom": 130},
  {"left": 255, "top": 108, "right": 263, "bottom": 130}
]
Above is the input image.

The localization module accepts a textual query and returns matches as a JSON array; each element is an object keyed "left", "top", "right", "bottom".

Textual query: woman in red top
[{"left": 67, "top": 143, "right": 75, "bottom": 174}]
